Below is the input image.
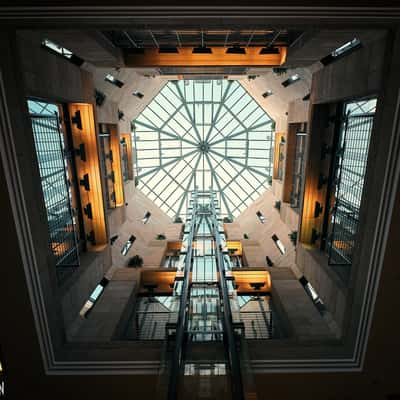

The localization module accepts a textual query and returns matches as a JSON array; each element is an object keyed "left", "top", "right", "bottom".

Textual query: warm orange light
[
  {"left": 226, "top": 240, "right": 242, "bottom": 256},
  {"left": 109, "top": 125, "right": 124, "bottom": 207},
  {"left": 125, "top": 46, "right": 287, "bottom": 68},
  {"left": 140, "top": 269, "right": 188, "bottom": 295},
  {"left": 232, "top": 269, "right": 272, "bottom": 294},
  {"left": 68, "top": 103, "right": 107, "bottom": 250}
]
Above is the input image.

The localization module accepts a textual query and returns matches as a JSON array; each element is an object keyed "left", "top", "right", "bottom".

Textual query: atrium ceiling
[{"left": 133, "top": 79, "right": 274, "bottom": 219}]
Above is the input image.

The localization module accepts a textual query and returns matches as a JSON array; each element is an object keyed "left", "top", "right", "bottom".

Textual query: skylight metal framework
[{"left": 133, "top": 80, "right": 275, "bottom": 219}]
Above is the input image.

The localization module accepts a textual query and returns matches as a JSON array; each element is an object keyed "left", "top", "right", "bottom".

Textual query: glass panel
[
  {"left": 328, "top": 98, "right": 377, "bottom": 266},
  {"left": 28, "top": 99, "right": 80, "bottom": 267},
  {"left": 133, "top": 80, "right": 275, "bottom": 220}
]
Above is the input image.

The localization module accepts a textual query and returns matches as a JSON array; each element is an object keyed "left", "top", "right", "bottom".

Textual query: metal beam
[
  {"left": 137, "top": 149, "right": 198, "bottom": 179},
  {"left": 205, "top": 153, "right": 233, "bottom": 219},
  {"left": 208, "top": 148, "right": 271, "bottom": 179},
  {"left": 174, "top": 153, "right": 202, "bottom": 219}
]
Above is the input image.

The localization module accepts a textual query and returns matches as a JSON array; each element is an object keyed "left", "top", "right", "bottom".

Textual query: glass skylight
[{"left": 133, "top": 79, "right": 275, "bottom": 219}]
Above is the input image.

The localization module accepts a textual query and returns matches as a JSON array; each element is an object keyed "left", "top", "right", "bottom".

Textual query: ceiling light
[
  {"left": 159, "top": 46, "right": 179, "bottom": 54},
  {"left": 226, "top": 45, "right": 246, "bottom": 54},
  {"left": 262, "top": 90, "right": 273, "bottom": 98},
  {"left": 192, "top": 46, "right": 213, "bottom": 54},
  {"left": 259, "top": 46, "right": 280, "bottom": 55}
]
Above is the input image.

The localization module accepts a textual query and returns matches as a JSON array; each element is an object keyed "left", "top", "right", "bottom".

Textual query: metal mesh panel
[
  {"left": 121, "top": 140, "right": 129, "bottom": 182},
  {"left": 99, "top": 133, "right": 116, "bottom": 209},
  {"left": 290, "top": 133, "right": 307, "bottom": 208},
  {"left": 328, "top": 99, "right": 376, "bottom": 265},
  {"left": 29, "top": 102, "right": 79, "bottom": 267}
]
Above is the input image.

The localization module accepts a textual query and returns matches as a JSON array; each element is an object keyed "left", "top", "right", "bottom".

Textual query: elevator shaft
[{"left": 167, "top": 190, "right": 246, "bottom": 400}]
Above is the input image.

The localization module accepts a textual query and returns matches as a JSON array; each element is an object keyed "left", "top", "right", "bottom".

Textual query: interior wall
[
  {"left": 111, "top": 182, "right": 181, "bottom": 268},
  {"left": 229, "top": 189, "right": 296, "bottom": 269},
  {"left": 297, "top": 34, "right": 388, "bottom": 335}
]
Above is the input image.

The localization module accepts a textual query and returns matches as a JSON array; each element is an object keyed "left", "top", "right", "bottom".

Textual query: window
[
  {"left": 326, "top": 98, "right": 377, "bottom": 265},
  {"left": 28, "top": 99, "right": 80, "bottom": 267},
  {"left": 290, "top": 130, "right": 307, "bottom": 208},
  {"left": 133, "top": 80, "right": 275, "bottom": 219},
  {"left": 42, "top": 38, "right": 84, "bottom": 66},
  {"left": 120, "top": 138, "right": 129, "bottom": 182},
  {"left": 99, "top": 125, "right": 116, "bottom": 209},
  {"left": 277, "top": 136, "right": 285, "bottom": 180},
  {"left": 320, "top": 38, "right": 362, "bottom": 66}
]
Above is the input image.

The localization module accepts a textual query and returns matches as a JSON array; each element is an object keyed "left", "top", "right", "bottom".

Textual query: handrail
[
  {"left": 210, "top": 195, "right": 245, "bottom": 400},
  {"left": 167, "top": 191, "right": 198, "bottom": 400}
]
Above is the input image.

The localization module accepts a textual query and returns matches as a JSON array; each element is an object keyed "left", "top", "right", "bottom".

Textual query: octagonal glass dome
[{"left": 132, "top": 79, "right": 275, "bottom": 220}]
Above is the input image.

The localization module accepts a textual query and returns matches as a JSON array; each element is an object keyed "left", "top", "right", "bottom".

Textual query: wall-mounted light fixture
[
  {"left": 310, "top": 228, "right": 320, "bottom": 245},
  {"left": 132, "top": 91, "right": 144, "bottom": 99},
  {"left": 318, "top": 174, "right": 328, "bottom": 189},
  {"left": 256, "top": 211, "right": 266, "bottom": 223},
  {"left": 320, "top": 38, "right": 362, "bottom": 66},
  {"left": 105, "top": 73, "right": 124, "bottom": 88},
  {"left": 142, "top": 211, "right": 151, "bottom": 224},
  {"left": 226, "top": 44, "right": 246, "bottom": 54},
  {"left": 262, "top": 90, "right": 273, "bottom": 98},
  {"left": 314, "top": 201, "right": 324, "bottom": 218},
  {"left": 79, "top": 276, "right": 110, "bottom": 318},
  {"left": 121, "top": 234, "right": 136, "bottom": 256},
  {"left": 159, "top": 46, "right": 179, "bottom": 54},
  {"left": 272, "top": 234, "right": 286, "bottom": 254},
  {"left": 95, "top": 89, "right": 106, "bottom": 106},
  {"left": 281, "top": 74, "right": 300, "bottom": 87},
  {"left": 259, "top": 46, "right": 280, "bottom": 55}
]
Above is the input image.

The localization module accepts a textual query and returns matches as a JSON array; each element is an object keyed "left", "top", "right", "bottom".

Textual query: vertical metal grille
[
  {"left": 121, "top": 140, "right": 129, "bottom": 182},
  {"left": 277, "top": 141, "right": 285, "bottom": 181},
  {"left": 290, "top": 132, "right": 307, "bottom": 208},
  {"left": 28, "top": 100, "right": 79, "bottom": 267},
  {"left": 328, "top": 99, "right": 376, "bottom": 265},
  {"left": 99, "top": 132, "right": 116, "bottom": 209}
]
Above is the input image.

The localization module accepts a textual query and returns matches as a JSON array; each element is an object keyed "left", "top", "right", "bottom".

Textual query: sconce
[
  {"left": 87, "top": 230, "right": 96, "bottom": 244},
  {"left": 83, "top": 203, "right": 93, "bottom": 219},
  {"left": 71, "top": 110, "right": 82, "bottom": 130},
  {"left": 75, "top": 143, "right": 86, "bottom": 161},
  {"left": 318, "top": 174, "right": 328, "bottom": 189},
  {"left": 314, "top": 201, "right": 324, "bottom": 218},
  {"left": 320, "top": 143, "right": 332, "bottom": 160},
  {"left": 79, "top": 173, "right": 90, "bottom": 191},
  {"left": 311, "top": 229, "right": 320, "bottom": 244}
]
